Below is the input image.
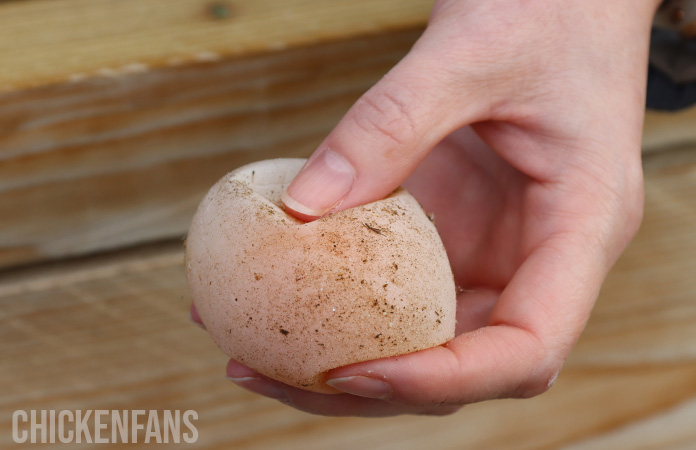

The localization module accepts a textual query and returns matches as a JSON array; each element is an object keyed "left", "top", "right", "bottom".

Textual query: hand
[{"left": 192, "top": 0, "right": 658, "bottom": 416}]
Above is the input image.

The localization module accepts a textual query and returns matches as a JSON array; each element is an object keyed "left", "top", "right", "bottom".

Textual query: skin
[{"left": 191, "top": 0, "right": 662, "bottom": 416}]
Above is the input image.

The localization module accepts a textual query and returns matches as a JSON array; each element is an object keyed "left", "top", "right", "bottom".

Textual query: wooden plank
[
  {"left": 2, "top": 93, "right": 693, "bottom": 273},
  {"left": 643, "top": 107, "right": 696, "bottom": 153},
  {"left": 1, "top": 146, "right": 695, "bottom": 449},
  {"left": 0, "top": 0, "right": 431, "bottom": 270},
  {"left": 0, "top": 28, "right": 423, "bottom": 269},
  {"left": 0, "top": 0, "right": 433, "bottom": 92},
  {"left": 0, "top": 0, "right": 694, "bottom": 272}
]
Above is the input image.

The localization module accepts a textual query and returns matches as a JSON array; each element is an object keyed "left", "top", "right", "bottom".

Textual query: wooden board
[
  {"left": 643, "top": 107, "right": 696, "bottom": 153},
  {"left": 1, "top": 146, "right": 695, "bottom": 449},
  {"left": 0, "top": 28, "right": 423, "bottom": 270},
  {"left": 2, "top": 0, "right": 696, "bottom": 272},
  {"left": 2, "top": 98, "right": 695, "bottom": 274},
  {"left": 0, "top": 0, "right": 433, "bottom": 92},
  {"left": 0, "top": 0, "right": 433, "bottom": 271}
]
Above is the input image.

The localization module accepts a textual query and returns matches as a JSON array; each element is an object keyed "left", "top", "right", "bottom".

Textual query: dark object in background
[
  {"left": 648, "top": 2, "right": 696, "bottom": 111},
  {"left": 647, "top": 64, "right": 696, "bottom": 111},
  {"left": 654, "top": 0, "right": 696, "bottom": 38}
]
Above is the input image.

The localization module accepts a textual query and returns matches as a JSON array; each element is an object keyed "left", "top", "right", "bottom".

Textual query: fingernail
[
  {"left": 326, "top": 376, "right": 392, "bottom": 400},
  {"left": 188, "top": 313, "right": 206, "bottom": 329},
  {"left": 282, "top": 147, "right": 355, "bottom": 219},
  {"left": 227, "top": 376, "right": 288, "bottom": 402},
  {"left": 547, "top": 371, "right": 560, "bottom": 389}
]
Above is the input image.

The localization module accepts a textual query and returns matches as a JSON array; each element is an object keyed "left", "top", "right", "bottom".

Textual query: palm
[{"left": 404, "top": 126, "right": 550, "bottom": 332}]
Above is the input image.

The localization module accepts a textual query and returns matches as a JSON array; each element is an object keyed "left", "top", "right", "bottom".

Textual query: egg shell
[{"left": 185, "top": 159, "right": 456, "bottom": 393}]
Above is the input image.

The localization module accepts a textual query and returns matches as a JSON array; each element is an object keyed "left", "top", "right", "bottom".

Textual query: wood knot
[{"left": 207, "top": 2, "right": 233, "bottom": 20}]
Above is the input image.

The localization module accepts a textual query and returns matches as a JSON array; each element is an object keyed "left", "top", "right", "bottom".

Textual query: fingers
[
  {"left": 218, "top": 232, "right": 608, "bottom": 416},
  {"left": 281, "top": 37, "right": 485, "bottom": 221},
  {"left": 319, "top": 234, "right": 607, "bottom": 409},
  {"left": 225, "top": 359, "right": 462, "bottom": 417},
  {"left": 189, "top": 304, "right": 205, "bottom": 329}
]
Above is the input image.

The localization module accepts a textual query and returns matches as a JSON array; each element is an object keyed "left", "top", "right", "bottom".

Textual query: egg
[{"left": 185, "top": 159, "right": 456, "bottom": 393}]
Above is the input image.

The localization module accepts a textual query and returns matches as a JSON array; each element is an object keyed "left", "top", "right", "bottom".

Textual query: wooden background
[{"left": 1, "top": 0, "right": 696, "bottom": 448}]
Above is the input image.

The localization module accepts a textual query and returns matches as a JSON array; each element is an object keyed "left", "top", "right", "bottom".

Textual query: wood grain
[
  {"left": 0, "top": 29, "right": 422, "bottom": 269},
  {"left": 3, "top": 91, "right": 695, "bottom": 273},
  {"left": 1, "top": 146, "right": 694, "bottom": 449},
  {"left": 643, "top": 107, "right": 696, "bottom": 153},
  {"left": 2, "top": 0, "right": 696, "bottom": 272},
  {"left": 0, "top": 0, "right": 432, "bottom": 92},
  {"left": 0, "top": 0, "right": 432, "bottom": 270}
]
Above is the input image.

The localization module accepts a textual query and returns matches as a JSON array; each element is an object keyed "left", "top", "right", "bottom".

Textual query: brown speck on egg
[{"left": 363, "top": 222, "right": 385, "bottom": 235}]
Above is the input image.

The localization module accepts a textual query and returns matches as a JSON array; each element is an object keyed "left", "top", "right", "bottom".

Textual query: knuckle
[
  {"left": 508, "top": 334, "right": 565, "bottom": 399},
  {"left": 602, "top": 158, "right": 645, "bottom": 251},
  {"left": 417, "top": 404, "right": 463, "bottom": 417},
  {"left": 513, "top": 360, "right": 563, "bottom": 399},
  {"left": 565, "top": 153, "right": 645, "bottom": 258},
  {"left": 623, "top": 169, "right": 645, "bottom": 240},
  {"left": 349, "top": 88, "right": 418, "bottom": 150}
]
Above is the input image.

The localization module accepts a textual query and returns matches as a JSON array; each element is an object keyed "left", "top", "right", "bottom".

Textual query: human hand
[{"left": 192, "top": 0, "right": 659, "bottom": 416}]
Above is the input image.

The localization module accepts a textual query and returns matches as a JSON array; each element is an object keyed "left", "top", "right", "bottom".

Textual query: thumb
[{"left": 281, "top": 44, "right": 482, "bottom": 221}]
